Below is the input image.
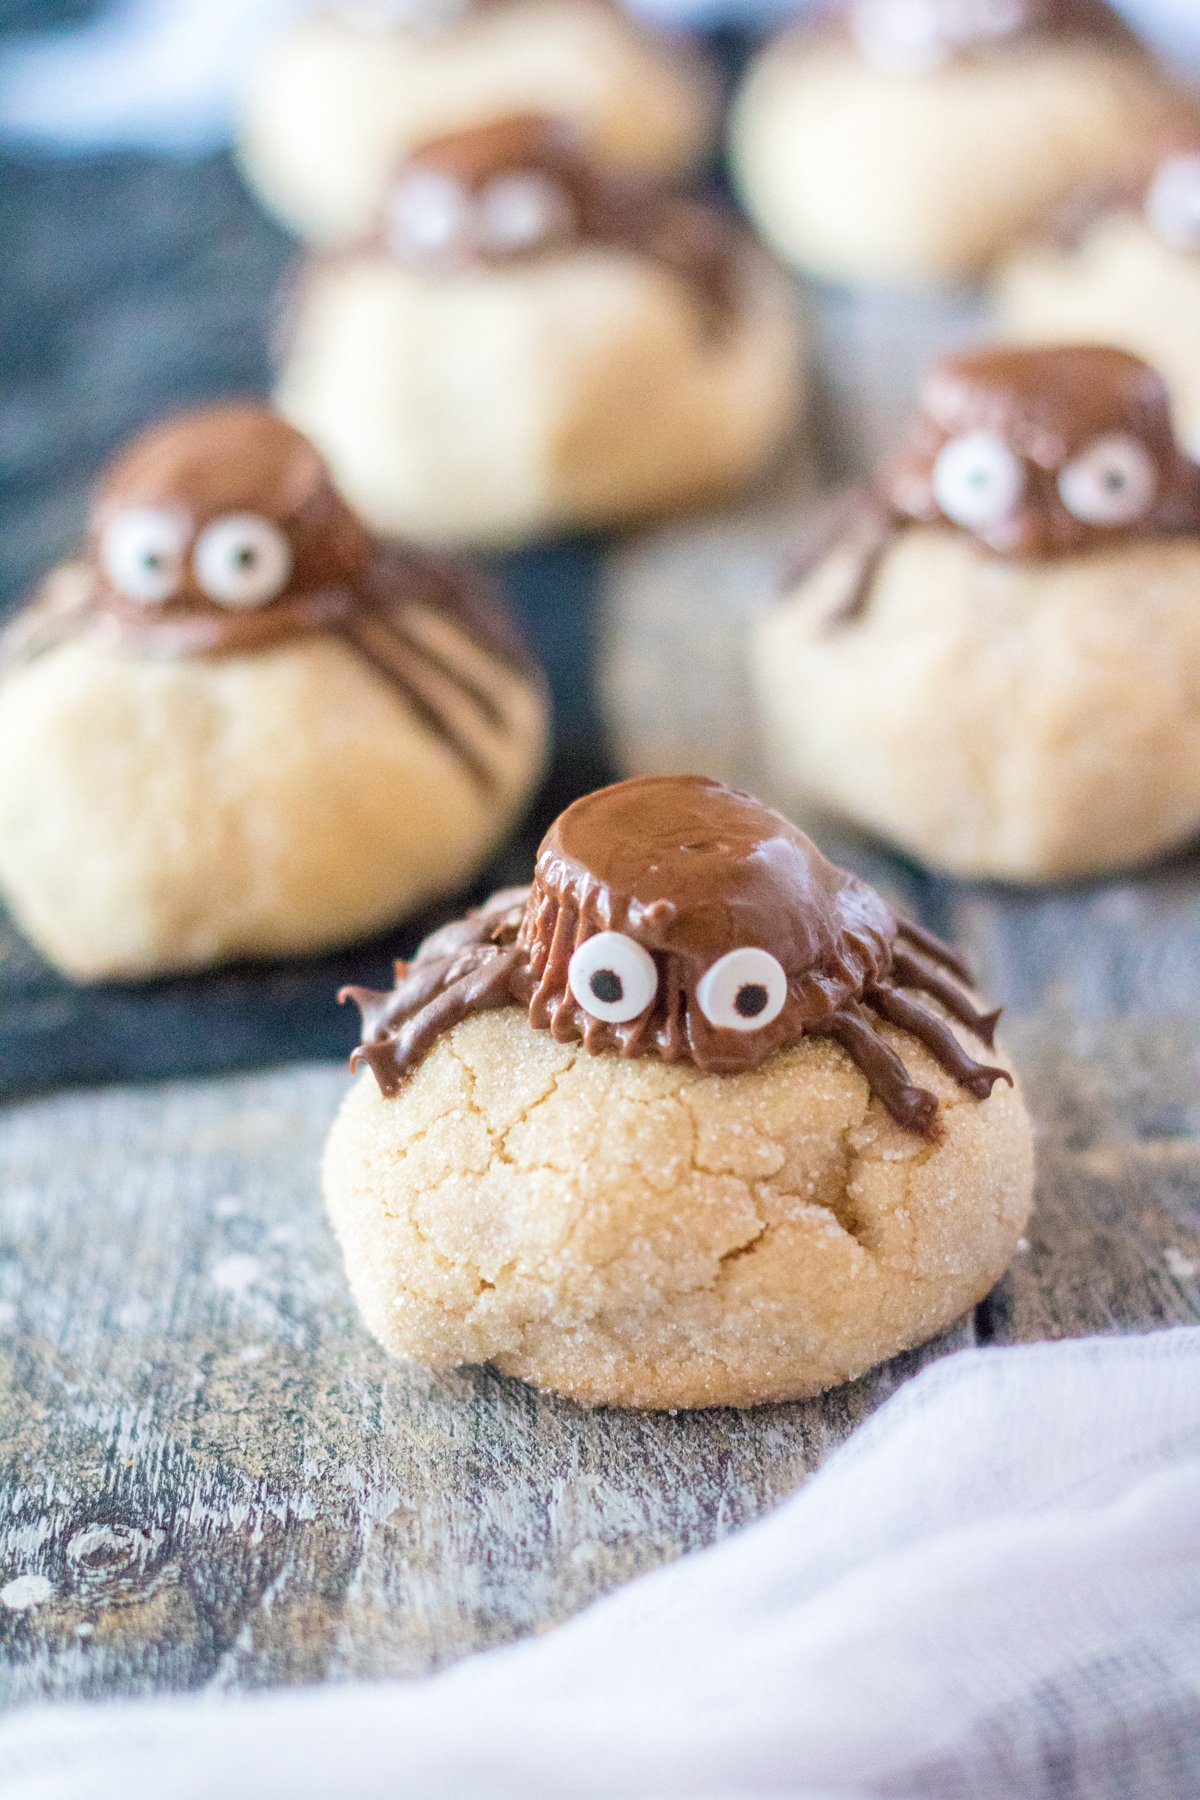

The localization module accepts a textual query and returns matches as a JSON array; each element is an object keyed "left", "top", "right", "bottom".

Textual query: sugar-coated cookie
[
  {"left": 323, "top": 775, "right": 1033, "bottom": 1408},
  {"left": 0, "top": 405, "right": 548, "bottom": 980},
  {"left": 998, "top": 120, "right": 1200, "bottom": 454},
  {"left": 730, "top": 0, "right": 1168, "bottom": 286},
  {"left": 239, "top": 0, "right": 718, "bottom": 247},
  {"left": 753, "top": 345, "right": 1200, "bottom": 881},
  {"left": 277, "top": 116, "right": 806, "bottom": 546}
]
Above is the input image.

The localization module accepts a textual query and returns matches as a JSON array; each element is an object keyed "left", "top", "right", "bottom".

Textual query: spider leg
[
  {"left": 351, "top": 945, "right": 523, "bottom": 1097},
  {"left": 890, "top": 946, "right": 1001, "bottom": 1048},
  {"left": 866, "top": 985, "right": 1012, "bottom": 1101},
  {"left": 340, "top": 945, "right": 489, "bottom": 1045},
  {"left": 816, "top": 1000, "right": 940, "bottom": 1136},
  {"left": 894, "top": 916, "right": 973, "bottom": 985}
]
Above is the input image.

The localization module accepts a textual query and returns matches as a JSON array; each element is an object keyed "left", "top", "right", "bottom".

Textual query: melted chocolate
[
  {"left": 0, "top": 404, "right": 539, "bottom": 788},
  {"left": 346, "top": 775, "right": 1010, "bottom": 1135},
  {"left": 795, "top": 344, "right": 1200, "bottom": 624},
  {"left": 361, "top": 115, "right": 740, "bottom": 331}
]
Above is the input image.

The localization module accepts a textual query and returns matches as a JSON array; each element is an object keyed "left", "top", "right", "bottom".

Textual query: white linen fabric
[
  {"left": 0, "top": 0, "right": 1195, "bottom": 156},
  {"left": 1, "top": 1327, "right": 1198, "bottom": 1800}
]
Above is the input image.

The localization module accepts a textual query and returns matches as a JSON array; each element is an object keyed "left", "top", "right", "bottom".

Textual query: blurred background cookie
[
  {"left": 277, "top": 115, "right": 807, "bottom": 545},
  {"left": 238, "top": 0, "right": 720, "bottom": 247},
  {"left": 0, "top": 403, "right": 548, "bottom": 980},
  {"left": 997, "top": 114, "right": 1200, "bottom": 454},
  {"left": 730, "top": 0, "right": 1172, "bottom": 286},
  {"left": 753, "top": 344, "right": 1200, "bottom": 880}
]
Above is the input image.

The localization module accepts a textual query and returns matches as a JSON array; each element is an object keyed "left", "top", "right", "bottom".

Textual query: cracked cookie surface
[{"left": 322, "top": 1004, "right": 1034, "bottom": 1407}]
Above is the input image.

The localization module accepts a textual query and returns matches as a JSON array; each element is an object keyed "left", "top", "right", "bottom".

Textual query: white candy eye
[
  {"left": 931, "top": 430, "right": 1026, "bottom": 530},
  {"left": 385, "top": 169, "right": 470, "bottom": 261},
  {"left": 193, "top": 514, "right": 292, "bottom": 609},
  {"left": 696, "top": 948, "right": 788, "bottom": 1034},
  {"left": 475, "top": 171, "right": 575, "bottom": 256},
  {"left": 568, "top": 932, "right": 658, "bottom": 1024},
  {"left": 1057, "top": 435, "right": 1157, "bottom": 527},
  {"left": 99, "top": 507, "right": 188, "bottom": 605},
  {"left": 1144, "top": 152, "right": 1200, "bottom": 253}
]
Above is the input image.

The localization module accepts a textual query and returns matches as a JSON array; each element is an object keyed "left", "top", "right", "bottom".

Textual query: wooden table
[{"left": 1, "top": 132, "right": 1197, "bottom": 1709}]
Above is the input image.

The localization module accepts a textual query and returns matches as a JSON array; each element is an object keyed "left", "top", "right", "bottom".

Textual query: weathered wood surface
[{"left": 0, "top": 1065, "right": 964, "bottom": 1704}]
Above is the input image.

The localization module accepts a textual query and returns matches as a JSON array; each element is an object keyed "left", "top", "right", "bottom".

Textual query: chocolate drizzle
[
  {"left": 791, "top": 344, "right": 1200, "bottom": 626},
  {"left": 345, "top": 775, "right": 1011, "bottom": 1135},
  {"left": 360, "top": 114, "right": 741, "bottom": 331},
  {"left": 0, "top": 404, "right": 540, "bottom": 789}
]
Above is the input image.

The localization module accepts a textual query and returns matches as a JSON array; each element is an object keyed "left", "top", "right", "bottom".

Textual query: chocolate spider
[
  {"left": 0, "top": 403, "right": 537, "bottom": 788},
  {"left": 797, "top": 344, "right": 1200, "bottom": 623},
  {"left": 363, "top": 114, "right": 739, "bottom": 327},
  {"left": 344, "top": 775, "right": 1011, "bottom": 1135},
  {"left": 844, "top": 0, "right": 1138, "bottom": 75}
]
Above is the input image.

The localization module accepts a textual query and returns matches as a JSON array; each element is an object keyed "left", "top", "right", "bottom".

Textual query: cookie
[
  {"left": 730, "top": 0, "right": 1168, "bottom": 285},
  {"left": 998, "top": 120, "right": 1200, "bottom": 453},
  {"left": 238, "top": 0, "right": 718, "bottom": 247},
  {"left": 323, "top": 775, "right": 1033, "bottom": 1408},
  {"left": 0, "top": 405, "right": 548, "bottom": 980},
  {"left": 276, "top": 115, "right": 806, "bottom": 546},
  {"left": 753, "top": 345, "right": 1200, "bottom": 881}
]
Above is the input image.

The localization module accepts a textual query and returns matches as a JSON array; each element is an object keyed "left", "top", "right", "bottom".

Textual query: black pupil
[
  {"left": 1103, "top": 470, "right": 1125, "bottom": 491},
  {"left": 142, "top": 553, "right": 163, "bottom": 570},
  {"left": 590, "top": 969, "right": 623, "bottom": 1005},
  {"left": 235, "top": 546, "right": 258, "bottom": 568},
  {"left": 734, "top": 984, "right": 769, "bottom": 1019}
]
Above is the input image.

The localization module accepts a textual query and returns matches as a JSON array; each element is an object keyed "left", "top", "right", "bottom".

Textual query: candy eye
[
  {"left": 567, "top": 932, "right": 658, "bottom": 1024},
  {"left": 193, "top": 514, "right": 293, "bottom": 609},
  {"left": 385, "top": 169, "right": 470, "bottom": 261},
  {"left": 1057, "top": 435, "right": 1157, "bottom": 527},
  {"left": 696, "top": 948, "right": 788, "bottom": 1033},
  {"left": 99, "top": 507, "right": 188, "bottom": 605},
  {"left": 931, "top": 431, "right": 1026, "bottom": 530},
  {"left": 475, "top": 172, "right": 575, "bottom": 256},
  {"left": 1144, "top": 152, "right": 1200, "bottom": 253}
]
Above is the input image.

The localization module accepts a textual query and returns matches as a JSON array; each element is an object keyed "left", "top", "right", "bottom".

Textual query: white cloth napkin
[
  {"left": 2, "top": 1327, "right": 1198, "bottom": 1800},
  {"left": 0, "top": 0, "right": 1196, "bottom": 157}
]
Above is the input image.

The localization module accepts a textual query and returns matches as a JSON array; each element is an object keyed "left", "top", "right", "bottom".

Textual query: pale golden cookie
[
  {"left": 730, "top": 33, "right": 1164, "bottom": 285},
  {"left": 278, "top": 246, "right": 805, "bottom": 547},
  {"left": 239, "top": 0, "right": 717, "bottom": 247},
  {"left": 324, "top": 776, "right": 1031, "bottom": 1407},
  {"left": 998, "top": 215, "right": 1200, "bottom": 455},
  {"left": 753, "top": 344, "right": 1200, "bottom": 880},
  {"left": 0, "top": 404, "right": 548, "bottom": 980},
  {"left": 324, "top": 1005, "right": 1033, "bottom": 1408},
  {"left": 754, "top": 527, "right": 1200, "bottom": 881},
  {"left": 0, "top": 611, "right": 545, "bottom": 981}
]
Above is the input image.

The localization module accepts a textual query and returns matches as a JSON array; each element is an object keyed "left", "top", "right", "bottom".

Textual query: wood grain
[{"left": 0, "top": 1066, "right": 967, "bottom": 1703}]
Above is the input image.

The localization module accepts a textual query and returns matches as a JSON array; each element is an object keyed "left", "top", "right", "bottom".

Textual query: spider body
[{"left": 347, "top": 776, "right": 1010, "bottom": 1135}]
